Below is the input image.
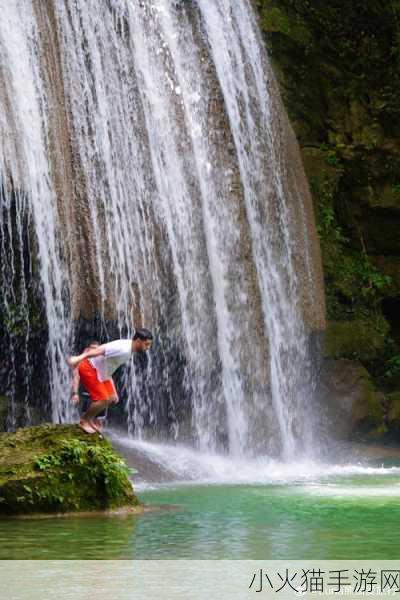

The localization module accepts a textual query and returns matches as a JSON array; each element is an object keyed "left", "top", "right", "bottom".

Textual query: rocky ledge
[{"left": 0, "top": 424, "right": 141, "bottom": 516}]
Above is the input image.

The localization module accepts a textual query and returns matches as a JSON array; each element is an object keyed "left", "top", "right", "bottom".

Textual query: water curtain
[{"left": 0, "top": 0, "right": 325, "bottom": 458}]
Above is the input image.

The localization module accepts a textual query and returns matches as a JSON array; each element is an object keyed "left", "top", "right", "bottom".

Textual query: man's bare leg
[{"left": 67, "top": 344, "right": 106, "bottom": 369}]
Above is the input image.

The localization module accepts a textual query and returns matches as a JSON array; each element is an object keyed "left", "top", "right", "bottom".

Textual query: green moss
[
  {"left": 364, "top": 387, "right": 385, "bottom": 427},
  {"left": 257, "top": 1, "right": 311, "bottom": 44},
  {"left": 385, "top": 354, "right": 400, "bottom": 382},
  {"left": 387, "top": 391, "right": 400, "bottom": 421},
  {"left": 325, "top": 318, "right": 390, "bottom": 362},
  {"left": 299, "top": 143, "right": 394, "bottom": 330},
  {"left": 258, "top": 1, "right": 400, "bottom": 138},
  {"left": 0, "top": 424, "right": 139, "bottom": 515},
  {"left": 351, "top": 364, "right": 386, "bottom": 438},
  {"left": 255, "top": 1, "right": 400, "bottom": 388},
  {"left": 385, "top": 391, "right": 400, "bottom": 437}
]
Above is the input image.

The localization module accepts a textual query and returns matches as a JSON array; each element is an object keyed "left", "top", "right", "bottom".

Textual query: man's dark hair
[{"left": 133, "top": 328, "right": 153, "bottom": 341}]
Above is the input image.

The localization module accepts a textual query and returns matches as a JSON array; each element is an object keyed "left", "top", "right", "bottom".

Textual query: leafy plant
[
  {"left": 34, "top": 454, "right": 62, "bottom": 471},
  {"left": 33, "top": 438, "right": 135, "bottom": 509},
  {"left": 385, "top": 354, "right": 400, "bottom": 378}
]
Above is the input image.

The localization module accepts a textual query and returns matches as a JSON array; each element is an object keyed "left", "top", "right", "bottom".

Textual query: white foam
[
  {"left": 302, "top": 482, "right": 400, "bottom": 499},
  {"left": 110, "top": 433, "right": 400, "bottom": 492}
]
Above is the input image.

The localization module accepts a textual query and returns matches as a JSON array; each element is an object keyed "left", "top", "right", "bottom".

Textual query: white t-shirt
[{"left": 90, "top": 339, "right": 133, "bottom": 382}]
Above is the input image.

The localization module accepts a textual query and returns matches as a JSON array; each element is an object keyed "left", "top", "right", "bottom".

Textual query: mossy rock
[
  {"left": 256, "top": 0, "right": 400, "bottom": 384},
  {"left": 302, "top": 147, "right": 343, "bottom": 187},
  {"left": 257, "top": 0, "right": 311, "bottom": 44},
  {"left": 360, "top": 208, "right": 400, "bottom": 255},
  {"left": 365, "top": 183, "right": 400, "bottom": 211},
  {"left": 370, "top": 256, "right": 400, "bottom": 294},
  {"left": 386, "top": 392, "right": 400, "bottom": 434},
  {"left": 0, "top": 424, "right": 140, "bottom": 516},
  {"left": 324, "top": 318, "right": 389, "bottom": 361},
  {"left": 321, "top": 359, "right": 386, "bottom": 440}
]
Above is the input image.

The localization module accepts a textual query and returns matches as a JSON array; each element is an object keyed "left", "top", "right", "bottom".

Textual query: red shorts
[{"left": 78, "top": 359, "right": 116, "bottom": 402}]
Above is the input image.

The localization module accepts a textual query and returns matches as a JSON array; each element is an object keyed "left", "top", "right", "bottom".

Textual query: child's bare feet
[
  {"left": 89, "top": 419, "right": 102, "bottom": 433},
  {"left": 79, "top": 419, "right": 97, "bottom": 434}
]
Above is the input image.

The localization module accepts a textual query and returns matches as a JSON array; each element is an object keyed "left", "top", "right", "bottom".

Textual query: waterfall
[
  {"left": 0, "top": 2, "right": 72, "bottom": 425},
  {"left": 0, "top": 0, "right": 325, "bottom": 459}
]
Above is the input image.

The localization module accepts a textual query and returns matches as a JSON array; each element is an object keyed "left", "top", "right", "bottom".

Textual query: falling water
[
  {"left": 196, "top": 0, "right": 324, "bottom": 457},
  {"left": 0, "top": 2, "right": 72, "bottom": 424},
  {"left": 0, "top": 0, "right": 325, "bottom": 458}
]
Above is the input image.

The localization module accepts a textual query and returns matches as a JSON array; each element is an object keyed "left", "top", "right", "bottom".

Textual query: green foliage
[
  {"left": 33, "top": 438, "right": 133, "bottom": 508},
  {"left": 338, "top": 253, "right": 391, "bottom": 302},
  {"left": 385, "top": 355, "right": 400, "bottom": 378},
  {"left": 320, "top": 144, "right": 346, "bottom": 169},
  {"left": 323, "top": 244, "right": 392, "bottom": 321},
  {"left": 313, "top": 153, "right": 346, "bottom": 244},
  {"left": 310, "top": 150, "right": 392, "bottom": 321},
  {"left": 0, "top": 425, "right": 139, "bottom": 515},
  {"left": 325, "top": 317, "right": 389, "bottom": 364},
  {"left": 255, "top": 0, "right": 400, "bottom": 394},
  {"left": 316, "top": 203, "right": 347, "bottom": 245},
  {"left": 34, "top": 453, "right": 62, "bottom": 470}
]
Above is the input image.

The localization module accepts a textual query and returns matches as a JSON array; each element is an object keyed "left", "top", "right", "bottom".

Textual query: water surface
[{"left": 2, "top": 467, "right": 400, "bottom": 559}]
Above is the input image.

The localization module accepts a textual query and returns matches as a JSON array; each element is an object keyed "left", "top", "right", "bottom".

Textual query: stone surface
[
  {"left": 0, "top": 397, "right": 8, "bottom": 432},
  {"left": 386, "top": 392, "right": 400, "bottom": 434},
  {"left": 370, "top": 256, "right": 400, "bottom": 293},
  {"left": 257, "top": 0, "right": 400, "bottom": 390},
  {"left": 320, "top": 359, "right": 386, "bottom": 440},
  {"left": 324, "top": 319, "right": 389, "bottom": 362},
  {"left": 0, "top": 424, "right": 140, "bottom": 516}
]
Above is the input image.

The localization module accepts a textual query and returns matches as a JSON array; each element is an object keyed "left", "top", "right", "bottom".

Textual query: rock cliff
[{"left": 257, "top": 0, "right": 400, "bottom": 439}]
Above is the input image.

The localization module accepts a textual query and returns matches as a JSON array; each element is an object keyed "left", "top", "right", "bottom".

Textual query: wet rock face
[
  {"left": 0, "top": 0, "right": 326, "bottom": 456},
  {"left": 386, "top": 392, "right": 400, "bottom": 436},
  {"left": 324, "top": 319, "right": 389, "bottom": 363},
  {"left": 257, "top": 0, "right": 400, "bottom": 398},
  {"left": 0, "top": 185, "right": 52, "bottom": 429},
  {"left": 320, "top": 359, "right": 386, "bottom": 441},
  {"left": 0, "top": 396, "right": 44, "bottom": 434},
  {"left": 0, "top": 424, "right": 139, "bottom": 515}
]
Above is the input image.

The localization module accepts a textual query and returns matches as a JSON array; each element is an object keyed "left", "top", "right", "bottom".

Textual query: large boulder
[
  {"left": 0, "top": 424, "right": 141, "bottom": 516},
  {"left": 320, "top": 359, "right": 386, "bottom": 440}
]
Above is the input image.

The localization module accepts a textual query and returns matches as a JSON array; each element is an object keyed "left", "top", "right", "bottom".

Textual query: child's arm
[
  {"left": 110, "top": 378, "right": 119, "bottom": 404},
  {"left": 71, "top": 368, "right": 80, "bottom": 405}
]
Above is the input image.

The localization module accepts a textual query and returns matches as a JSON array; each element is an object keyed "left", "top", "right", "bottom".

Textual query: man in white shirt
[{"left": 69, "top": 328, "right": 153, "bottom": 433}]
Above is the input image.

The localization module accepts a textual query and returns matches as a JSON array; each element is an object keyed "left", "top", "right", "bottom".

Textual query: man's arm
[
  {"left": 67, "top": 343, "right": 107, "bottom": 369},
  {"left": 71, "top": 368, "right": 80, "bottom": 405}
]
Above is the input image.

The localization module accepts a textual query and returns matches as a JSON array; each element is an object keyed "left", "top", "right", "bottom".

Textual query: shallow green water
[{"left": 1, "top": 472, "right": 400, "bottom": 559}]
